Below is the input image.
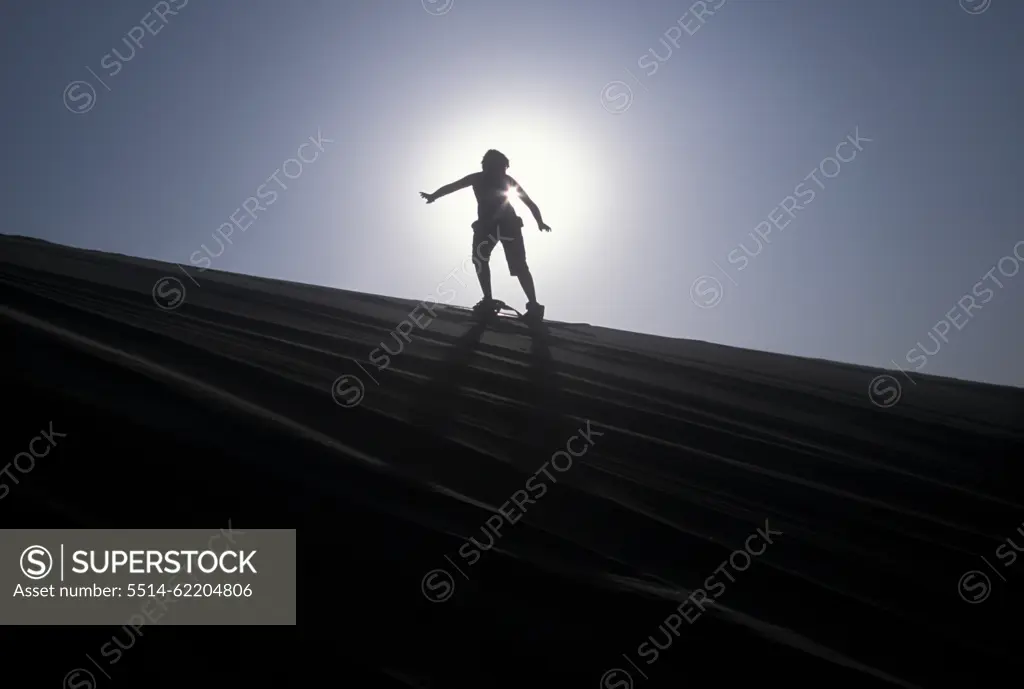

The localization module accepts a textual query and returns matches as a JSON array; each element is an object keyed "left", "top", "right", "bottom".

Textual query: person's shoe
[
  {"left": 473, "top": 297, "right": 500, "bottom": 316},
  {"left": 524, "top": 301, "right": 545, "bottom": 322}
]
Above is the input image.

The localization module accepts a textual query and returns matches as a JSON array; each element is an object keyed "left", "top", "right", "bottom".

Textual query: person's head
[{"left": 481, "top": 149, "right": 509, "bottom": 175}]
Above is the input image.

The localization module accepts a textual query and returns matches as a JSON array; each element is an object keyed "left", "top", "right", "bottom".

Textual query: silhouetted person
[{"left": 421, "top": 149, "right": 551, "bottom": 320}]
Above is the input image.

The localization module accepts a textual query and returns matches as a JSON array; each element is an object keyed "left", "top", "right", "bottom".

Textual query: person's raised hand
[{"left": 420, "top": 192, "right": 435, "bottom": 204}]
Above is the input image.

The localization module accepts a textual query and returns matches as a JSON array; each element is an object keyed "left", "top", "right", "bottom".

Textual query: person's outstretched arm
[
  {"left": 509, "top": 177, "right": 551, "bottom": 231},
  {"left": 420, "top": 173, "right": 477, "bottom": 204}
]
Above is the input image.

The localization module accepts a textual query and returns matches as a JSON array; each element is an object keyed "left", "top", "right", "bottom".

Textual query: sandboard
[{"left": 473, "top": 300, "right": 544, "bottom": 325}]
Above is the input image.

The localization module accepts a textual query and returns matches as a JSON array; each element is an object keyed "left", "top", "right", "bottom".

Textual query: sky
[{"left": 2, "top": 0, "right": 1022, "bottom": 388}]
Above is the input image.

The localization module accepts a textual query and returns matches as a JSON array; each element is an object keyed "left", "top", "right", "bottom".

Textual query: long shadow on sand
[
  {"left": 518, "top": 320, "right": 577, "bottom": 449},
  {"left": 408, "top": 316, "right": 576, "bottom": 452},
  {"left": 408, "top": 316, "right": 492, "bottom": 434}
]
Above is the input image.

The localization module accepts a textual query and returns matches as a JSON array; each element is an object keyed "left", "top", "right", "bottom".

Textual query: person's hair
[{"left": 481, "top": 149, "right": 510, "bottom": 172}]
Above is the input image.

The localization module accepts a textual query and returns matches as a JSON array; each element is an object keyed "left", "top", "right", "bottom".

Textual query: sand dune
[{"left": 2, "top": 234, "right": 1022, "bottom": 688}]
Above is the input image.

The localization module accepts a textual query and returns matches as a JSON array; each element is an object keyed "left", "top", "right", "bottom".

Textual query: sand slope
[{"left": 2, "top": 234, "right": 1022, "bottom": 688}]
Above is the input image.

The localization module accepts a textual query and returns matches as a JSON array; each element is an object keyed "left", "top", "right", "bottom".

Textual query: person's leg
[
  {"left": 500, "top": 218, "right": 540, "bottom": 308},
  {"left": 472, "top": 226, "right": 495, "bottom": 303},
  {"left": 517, "top": 269, "right": 537, "bottom": 304},
  {"left": 476, "top": 261, "right": 492, "bottom": 300}
]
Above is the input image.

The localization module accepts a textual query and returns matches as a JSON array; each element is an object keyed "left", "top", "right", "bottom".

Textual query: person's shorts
[{"left": 472, "top": 216, "right": 528, "bottom": 276}]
